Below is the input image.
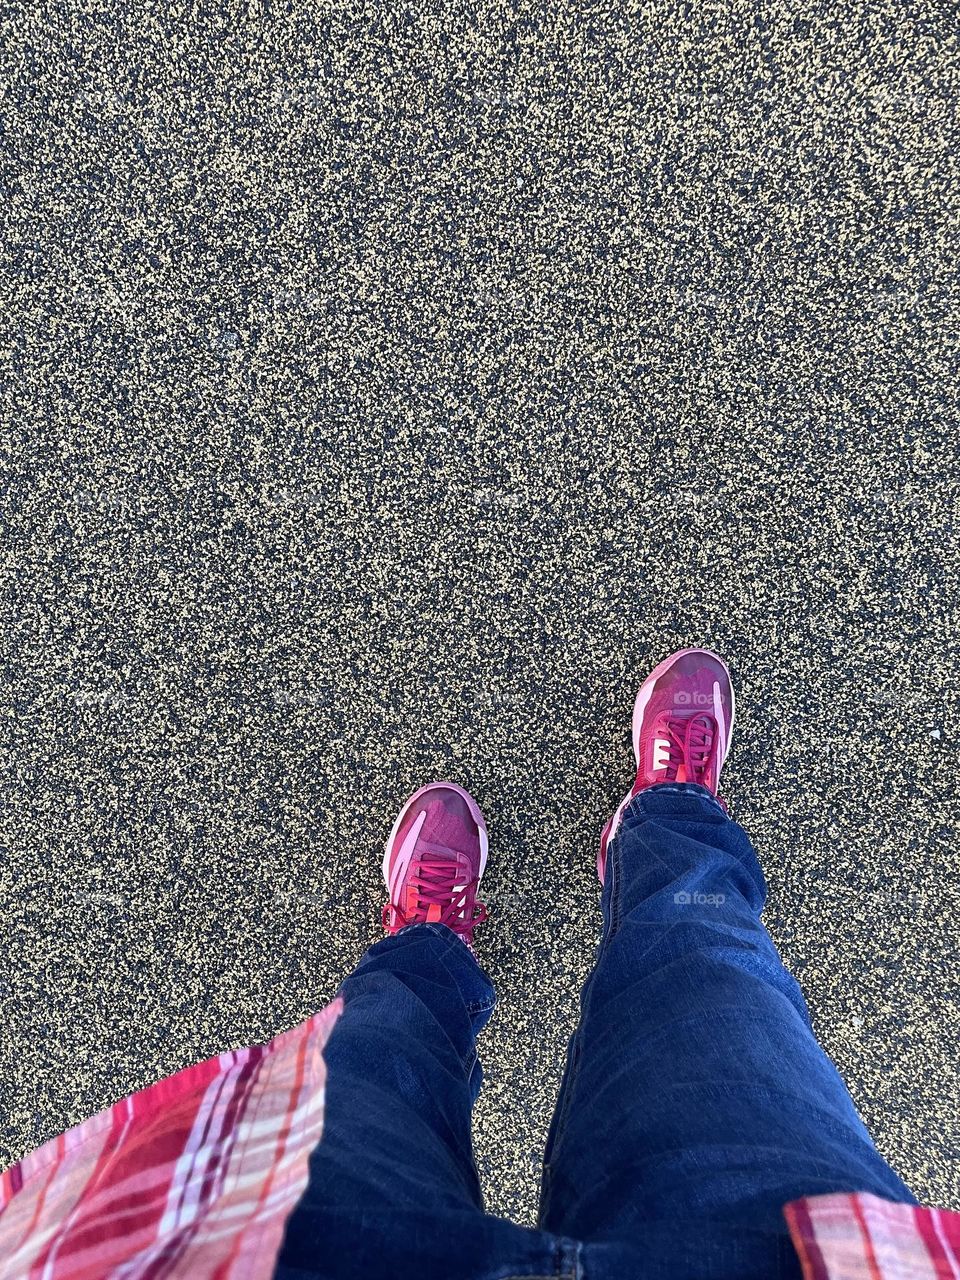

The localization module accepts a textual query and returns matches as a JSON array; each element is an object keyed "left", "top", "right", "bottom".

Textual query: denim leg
[
  {"left": 539, "top": 784, "right": 914, "bottom": 1280},
  {"left": 275, "top": 922, "right": 581, "bottom": 1280}
]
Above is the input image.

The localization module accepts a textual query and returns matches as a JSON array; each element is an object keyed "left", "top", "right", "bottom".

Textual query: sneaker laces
[
  {"left": 664, "top": 712, "right": 717, "bottom": 784},
  {"left": 382, "top": 853, "right": 488, "bottom": 944}
]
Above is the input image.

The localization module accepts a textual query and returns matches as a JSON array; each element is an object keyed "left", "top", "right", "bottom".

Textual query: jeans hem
[
  {"left": 496, "top": 1236, "right": 581, "bottom": 1279},
  {"left": 627, "top": 779, "right": 727, "bottom": 817}
]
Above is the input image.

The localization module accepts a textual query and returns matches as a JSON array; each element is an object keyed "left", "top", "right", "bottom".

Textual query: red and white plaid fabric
[
  {"left": 0, "top": 999, "right": 341, "bottom": 1279},
  {"left": 2, "top": 1000, "right": 958, "bottom": 1279},
  {"left": 785, "top": 1192, "right": 960, "bottom": 1279}
]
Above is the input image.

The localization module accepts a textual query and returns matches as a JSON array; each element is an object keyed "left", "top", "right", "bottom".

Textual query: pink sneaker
[
  {"left": 598, "top": 648, "right": 735, "bottom": 882},
  {"left": 382, "top": 782, "right": 489, "bottom": 947}
]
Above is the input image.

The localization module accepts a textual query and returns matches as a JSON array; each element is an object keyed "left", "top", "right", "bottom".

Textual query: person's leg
[
  {"left": 276, "top": 785, "right": 580, "bottom": 1280},
  {"left": 539, "top": 652, "right": 914, "bottom": 1280}
]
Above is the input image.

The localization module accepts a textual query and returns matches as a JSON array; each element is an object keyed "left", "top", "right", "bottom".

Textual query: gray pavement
[{"left": 3, "top": 1, "right": 959, "bottom": 1224}]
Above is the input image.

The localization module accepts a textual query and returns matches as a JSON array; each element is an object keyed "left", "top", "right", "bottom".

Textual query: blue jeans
[{"left": 275, "top": 783, "right": 913, "bottom": 1279}]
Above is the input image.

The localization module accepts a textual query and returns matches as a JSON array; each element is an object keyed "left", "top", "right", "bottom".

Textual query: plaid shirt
[
  {"left": 0, "top": 1001, "right": 342, "bottom": 1279},
  {"left": 1, "top": 1002, "right": 957, "bottom": 1279}
]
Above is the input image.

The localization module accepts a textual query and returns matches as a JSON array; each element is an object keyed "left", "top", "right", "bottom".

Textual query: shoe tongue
[{"left": 418, "top": 799, "right": 475, "bottom": 859}]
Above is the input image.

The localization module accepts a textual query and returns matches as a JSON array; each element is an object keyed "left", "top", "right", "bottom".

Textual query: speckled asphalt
[{"left": 3, "top": 0, "right": 959, "bottom": 1226}]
